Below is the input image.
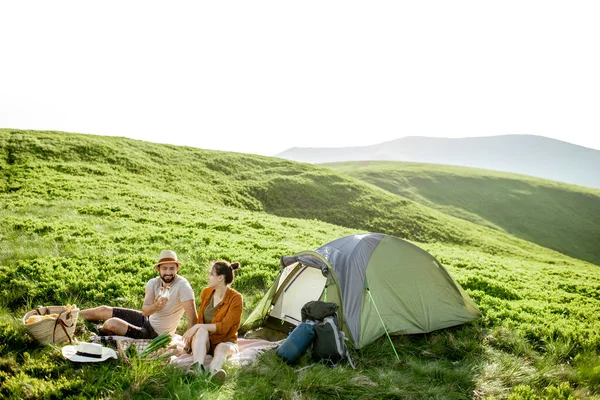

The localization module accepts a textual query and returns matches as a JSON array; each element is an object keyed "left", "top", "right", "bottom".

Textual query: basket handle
[
  {"left": 52, "top": 310, "right": 75, "bottom": 344},
  {"left": 35, "top": 306, "right": 49, "bottom": 316}
]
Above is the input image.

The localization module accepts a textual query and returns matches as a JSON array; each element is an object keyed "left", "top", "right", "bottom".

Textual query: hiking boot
[
  {"left": 186, "top": 362, "right": 208, "bottom": 377},
  {"left": 210, "top": 369, "right": 227, "bottom": 384}
]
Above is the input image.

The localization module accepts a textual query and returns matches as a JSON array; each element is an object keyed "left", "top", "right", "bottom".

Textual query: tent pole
[{"left": 367, "top": 289, "right": 400, "bottom": 361}]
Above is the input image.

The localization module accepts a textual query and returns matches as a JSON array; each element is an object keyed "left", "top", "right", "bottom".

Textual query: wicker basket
[{"left": 22, "top": 306, "right": 80, "bottom": 345}]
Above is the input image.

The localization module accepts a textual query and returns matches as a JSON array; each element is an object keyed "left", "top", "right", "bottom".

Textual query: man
[{"left": 80, "top": 250, "right": 198, "bottom": 339}]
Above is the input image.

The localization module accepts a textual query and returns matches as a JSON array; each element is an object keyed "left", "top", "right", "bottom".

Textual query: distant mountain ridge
[{"left": 276, "top": 135, "right": 600, "bottom": 189}]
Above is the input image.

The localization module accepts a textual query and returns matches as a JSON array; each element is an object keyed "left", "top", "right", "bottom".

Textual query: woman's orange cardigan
[{"left": 198, "top": 286, "right": 243, "bottom": 354}]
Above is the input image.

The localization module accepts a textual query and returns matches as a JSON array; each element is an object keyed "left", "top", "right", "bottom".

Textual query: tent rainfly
[{"left": 240, "top": 233, "right": 481, "bottom": 349}]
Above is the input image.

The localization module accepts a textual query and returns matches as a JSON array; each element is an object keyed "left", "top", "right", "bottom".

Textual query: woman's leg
[
  {"left": 191, "top": 327, "right": 210, "bottom": 366},
  {"left": 208, "top": 342, "right": 237, "bottom": 373}
]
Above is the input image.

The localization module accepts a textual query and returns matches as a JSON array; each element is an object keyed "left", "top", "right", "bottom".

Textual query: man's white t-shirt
[{"left": 146, "top": 275, "right": 195, "bottom": 335}]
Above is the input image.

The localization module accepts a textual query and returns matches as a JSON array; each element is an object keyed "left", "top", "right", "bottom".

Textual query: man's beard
[{"left": 160, "top": 274, "right": 175, "bottom": 283}]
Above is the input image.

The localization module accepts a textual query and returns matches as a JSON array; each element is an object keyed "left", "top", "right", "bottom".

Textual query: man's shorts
[{"left": 112, "top": 307, "right": 158, "bottom": 339}]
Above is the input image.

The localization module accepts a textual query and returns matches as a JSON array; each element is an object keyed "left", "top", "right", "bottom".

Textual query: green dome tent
[{"left": 240, "top": 233, "right": 481, "bottom": 349}]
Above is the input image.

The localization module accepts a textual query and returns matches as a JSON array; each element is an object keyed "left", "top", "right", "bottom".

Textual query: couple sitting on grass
[{"left": 79, "top": 250, "right": 242, "bottom": 383}]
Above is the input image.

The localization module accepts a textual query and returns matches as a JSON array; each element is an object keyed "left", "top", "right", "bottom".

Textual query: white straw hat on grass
[
  {"left": 62, "top": 342, "right": 117, "bottom": 362},
  {"left": 154, "top": 250, "right": 182, "bottom": 268}
]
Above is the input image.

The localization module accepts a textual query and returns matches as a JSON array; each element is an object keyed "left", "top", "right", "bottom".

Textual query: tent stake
[{"left": 367, "top": 289, "right": 400, "bottom": 361}]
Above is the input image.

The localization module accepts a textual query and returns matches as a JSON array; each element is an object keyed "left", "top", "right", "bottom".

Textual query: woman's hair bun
[{"left": 230, "top": 262, "right": 240, "bottom": 270}]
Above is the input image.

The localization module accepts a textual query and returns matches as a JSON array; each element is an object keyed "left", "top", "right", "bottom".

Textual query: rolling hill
[
  {"left": 276, "top": 135, "right": 600, "bottom": 189},
  {"left": 325, "top": 161, "right": 600, "bottom": 266}
]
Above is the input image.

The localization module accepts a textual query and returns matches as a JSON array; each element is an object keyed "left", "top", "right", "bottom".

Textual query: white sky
[{"left": 1, "top": 1, "right": 599, "bottom": 156}]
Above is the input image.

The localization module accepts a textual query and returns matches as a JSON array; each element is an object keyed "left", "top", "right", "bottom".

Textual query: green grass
[
  {"left": 324, "top": 160, "right": 600, "bottom": 265},
  {"left": 1, "top": 129, "right": 599, "bottom": 399}
]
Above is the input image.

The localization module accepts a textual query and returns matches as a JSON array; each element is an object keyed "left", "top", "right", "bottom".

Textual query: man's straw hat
[{"left": 154, "top": 250, "right": 182, "bottom": 268}]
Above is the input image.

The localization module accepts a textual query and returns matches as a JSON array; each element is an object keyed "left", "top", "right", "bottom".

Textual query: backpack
[
  {"left": 301, "top": 301, "right": 355, "bottom": 368},
  {"left": 301, "top": 301, "right": 338, "bottom": 321}
]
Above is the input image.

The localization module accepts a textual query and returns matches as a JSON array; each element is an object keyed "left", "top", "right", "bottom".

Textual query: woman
[{"left": 182, "top": 260, "right": 243, "bottom": 383}]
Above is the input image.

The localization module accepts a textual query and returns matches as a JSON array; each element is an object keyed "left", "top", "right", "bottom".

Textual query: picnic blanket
[
  {"left": 89, "top": 334, "right": 171, "bottom": 361},
  {"left": 169, "top": 335, "right": 282, "bottom": 369},
  {"left": 90, "top": 333, "right": 281, "bottom": 368}
]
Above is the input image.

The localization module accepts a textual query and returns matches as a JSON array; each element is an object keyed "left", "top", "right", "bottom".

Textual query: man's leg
[
  {"left": 79, "top": 305, "right": 113, "bottom": 321},
  {"left": 100, "top": 317, "right": 132, "bottom": 336},
  {"left": 81, "top": 307, "right": 150, "bottom": 338},
  {"left": 108, "top": 308, "right": 154, "bottom": 339}
]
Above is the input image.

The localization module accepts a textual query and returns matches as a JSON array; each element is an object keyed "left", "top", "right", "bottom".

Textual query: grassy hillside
[
  {"left": 325, "top": 161, "right": 600, "bottom": 266},
  {"left": 1, "top": 129, "right": 564, "bottom": 263},
  {"left": 1, "top": 129, "right": 599, "bottom": 399}
]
